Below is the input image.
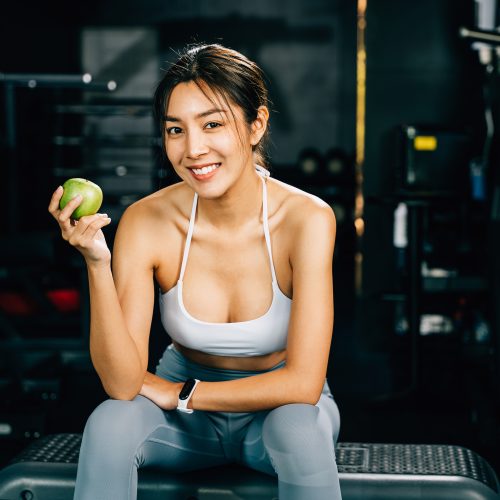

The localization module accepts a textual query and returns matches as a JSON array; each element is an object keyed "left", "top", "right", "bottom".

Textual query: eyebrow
[{"left": 164, "top": 108, "right": 228, "bottom": 122}]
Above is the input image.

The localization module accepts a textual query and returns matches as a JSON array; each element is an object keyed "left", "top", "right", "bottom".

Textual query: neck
[{"left": 197, "top": 164, "right": 263, "bottom": 232}]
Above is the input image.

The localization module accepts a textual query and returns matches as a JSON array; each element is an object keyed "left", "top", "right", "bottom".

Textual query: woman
[{"left": 48, "top": 43, "right": 342, "bottom": 500}]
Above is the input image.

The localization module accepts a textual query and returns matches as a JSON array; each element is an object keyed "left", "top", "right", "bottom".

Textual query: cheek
[
  {"left": 165, "top": 139, "right": 182, "bottom": 161},
  {"left": 219, "top": 128, "right": 251, "bottom": 155},
  {"left": 217, "top": 134, "right": 237, "bottom": 153}
]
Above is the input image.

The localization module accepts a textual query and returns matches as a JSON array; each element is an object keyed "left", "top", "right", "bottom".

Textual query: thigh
[
  {"left": 81, "top": 395, "right": 229, "bottom": 472},
  {"left": 238, "top": 410, "right": 276, "bottom": 476},
  {"left": 238, "top": 381, "right": 341, "bottom": 475},
  {"left": 138, "top": 402, "right": 230, "bottom": 473}
]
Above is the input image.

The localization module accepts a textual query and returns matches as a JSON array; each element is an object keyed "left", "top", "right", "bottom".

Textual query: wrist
[
  {"left": 86, "top": 260, "right": 111, "bottom": 273},
  {"left": 187, "top": 381, "right": 199, "bottom": 409},
  {"left": 175, "top": 382, "right": 184, "bottom": 398},
  {"left": 177, "top": 379, "right": 200, "bottom": 412}
]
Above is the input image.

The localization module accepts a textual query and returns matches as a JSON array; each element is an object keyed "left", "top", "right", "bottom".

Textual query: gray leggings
[{"left": 73, "top": 344, "right": 342, "bottom": 500}]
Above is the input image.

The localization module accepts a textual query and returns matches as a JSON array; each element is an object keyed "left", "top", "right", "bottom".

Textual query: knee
[
  {"left": 320, "top": 394, "right": 341, "bottom": 445},
  {"left": 262, "top": 403, "right": 326, "bottom": 454},
  {"left": 83, "top": 395, "right": 157, "bottom": 447},
  {"left": 262, "top": 404, "right": 338, "bottom": 485}
]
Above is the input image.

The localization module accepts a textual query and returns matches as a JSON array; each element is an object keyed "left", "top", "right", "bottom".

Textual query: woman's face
[{"left": 164, "top": 80, "right": 255, "bottom": 195}]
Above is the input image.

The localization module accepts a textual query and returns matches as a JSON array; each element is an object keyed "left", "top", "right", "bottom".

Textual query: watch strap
[{"left": 177, "top": 378, "right": 200, "bottom": 414}]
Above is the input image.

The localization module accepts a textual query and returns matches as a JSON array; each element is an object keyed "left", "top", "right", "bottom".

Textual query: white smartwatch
[{"left": 177, "top": 378, "right": 200, "bottom": 414}]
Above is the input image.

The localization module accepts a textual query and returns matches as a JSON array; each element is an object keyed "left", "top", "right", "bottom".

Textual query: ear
[{"left": 250, "top": 106, "right": 269, "bottom": 146}]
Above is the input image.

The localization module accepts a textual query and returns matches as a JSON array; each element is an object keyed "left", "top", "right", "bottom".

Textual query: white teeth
[{"left": 192, "top": 163, "right": 220, "bottom": 175}]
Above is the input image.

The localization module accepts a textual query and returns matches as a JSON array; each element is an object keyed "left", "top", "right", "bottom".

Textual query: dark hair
[{"left": 153, "top": 43, "right": 270, "bottom": 167}]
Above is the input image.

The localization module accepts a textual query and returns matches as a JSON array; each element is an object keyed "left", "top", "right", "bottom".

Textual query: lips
[{"left": 188, "top": 163, "right": 221, "bottom": 181}]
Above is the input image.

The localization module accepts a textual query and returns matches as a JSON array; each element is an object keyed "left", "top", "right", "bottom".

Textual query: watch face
[{"left": 179, "top": 379, "right": 196, "bottom": 400}]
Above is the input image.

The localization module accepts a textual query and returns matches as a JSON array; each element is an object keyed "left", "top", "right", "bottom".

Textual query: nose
[{"left": 186, "top": 129, "right": 209, "bottom": 159}]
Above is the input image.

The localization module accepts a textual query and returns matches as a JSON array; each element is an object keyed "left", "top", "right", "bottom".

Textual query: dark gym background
[{"left": 1, "top": 0, "right": 499, "bottom": 482}]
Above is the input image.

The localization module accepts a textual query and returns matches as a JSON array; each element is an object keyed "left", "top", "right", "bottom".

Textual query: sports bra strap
[
  {"left": 261, "top": 173, "right": 277, "bottom": 283},
  {"left": 179, "top": 190, "right": 198, "bottom": 281},
  {"left": 179, "top": 166, "right": 277, "bottom": 284}
]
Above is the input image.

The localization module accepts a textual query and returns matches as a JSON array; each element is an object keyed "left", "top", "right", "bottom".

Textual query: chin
[{"left": 195, "top": 186, "right": 227, "bottom": 201}]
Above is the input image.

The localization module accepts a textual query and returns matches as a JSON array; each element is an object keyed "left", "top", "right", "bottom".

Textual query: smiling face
[{"left": 164, "top": 80, "right": 267, "bottom": 197}]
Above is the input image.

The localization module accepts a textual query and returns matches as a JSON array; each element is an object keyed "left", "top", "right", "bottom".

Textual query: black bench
[{"left": 0, "top": 433, "right": 498, "bottom": 499}]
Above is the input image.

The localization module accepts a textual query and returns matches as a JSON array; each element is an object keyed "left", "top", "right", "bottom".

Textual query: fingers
[
  {"left": 67, "top": 214, "right": 112, "bottom": 248},
  {"left": 48, "top": 185, "right": 84, "bottom": 231},
  {"left": 49, "top": 186, "right": 111, "bottom": 252},
  {"left": 48, "top": 186, "right": 64, "bottom": 215},
  {"left": 58, "top": 194, "right": 83, "bottom": 225}
]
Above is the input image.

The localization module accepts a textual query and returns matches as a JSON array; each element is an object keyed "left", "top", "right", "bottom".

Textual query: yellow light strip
[{"left": 354, "top": 0, "right": 367, "bottom": 296}]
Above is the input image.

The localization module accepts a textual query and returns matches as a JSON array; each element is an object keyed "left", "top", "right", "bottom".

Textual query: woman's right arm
[{"left": 48, "top": 187, "right": 155, "bottom": 400}]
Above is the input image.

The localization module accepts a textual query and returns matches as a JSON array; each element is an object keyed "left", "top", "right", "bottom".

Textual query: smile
[{"left": 189, "top": 163, "right": 221, "bottom": 180}]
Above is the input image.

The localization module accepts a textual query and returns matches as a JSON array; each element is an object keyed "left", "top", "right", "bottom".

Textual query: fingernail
[
  {"left": 73, "top": 194, "right": 82, "bottom": 200},
  {"left": 57, "top": 185, "right": 63, "bottom": 192},
  {"left": 100, "top": 213, "right": 108, "bottom": 217}
]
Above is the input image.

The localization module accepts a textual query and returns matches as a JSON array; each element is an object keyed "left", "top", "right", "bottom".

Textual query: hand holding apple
[
  {"left": 48, "top": 179, "right": 112, "bottom": 265},
  {"left": 59, "top": 178, "right": 103, "bottom": 220}
]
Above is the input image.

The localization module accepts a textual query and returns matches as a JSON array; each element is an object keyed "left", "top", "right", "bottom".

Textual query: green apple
[{"left": 59, "top": 178, "right": 103, "bottom": 220}]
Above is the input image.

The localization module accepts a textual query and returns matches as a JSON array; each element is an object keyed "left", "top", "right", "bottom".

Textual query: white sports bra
[{"left": 159, "top": 166, "right": 292, "bottom": 357}]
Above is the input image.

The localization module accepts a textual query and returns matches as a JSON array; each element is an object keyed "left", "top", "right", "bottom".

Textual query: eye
[
  {"left": 205, "top": 122, "right": 222, "bottom": 130},
  {"left": 166, "top": 126, "right": 182, "bottom": 135}
]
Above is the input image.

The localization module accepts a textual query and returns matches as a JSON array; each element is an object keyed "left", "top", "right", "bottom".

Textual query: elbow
[
  {"left": 287, "top": 369, "right": 324, "bottom": 406},
  {"left": 105, "top": 389, "right": 139, "bottom": 401},
  {"left": 294, "top": 381, "right": 324, "bottom": 406},
  {"left": 102, "top": 376, "right": 144, "bottom": 401},
  {"left": 300, "top": 392, "right": 322, "bottom": 406},
  {"left": 103, "top": 384, "right": 139, "bottom": 401}
]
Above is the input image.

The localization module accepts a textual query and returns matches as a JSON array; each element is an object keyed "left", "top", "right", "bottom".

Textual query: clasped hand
[{"left": 139, "top": 372, "right": 183, "bottom": 411}]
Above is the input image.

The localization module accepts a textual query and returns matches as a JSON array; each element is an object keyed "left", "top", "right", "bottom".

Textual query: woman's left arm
[{"left": 140, "top": 201, "right": 336, "bottom": 412}]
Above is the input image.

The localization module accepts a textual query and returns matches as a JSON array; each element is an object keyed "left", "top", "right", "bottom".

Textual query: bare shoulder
[
  {"left": 113, "top": 181, "right": 191, "bottom": 266},
  {"left": 267, "top": 176, "right": 336, "bottom": 273},
  {"left": 268, "top": 176, "right": 336, "bottom": 232},
  {"left": 119, "top": 181, "right": 194, "bottom": 229}
]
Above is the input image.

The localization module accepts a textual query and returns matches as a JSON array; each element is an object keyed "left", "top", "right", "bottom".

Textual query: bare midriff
[{"left": 172, "top": 341, "right": 287, "bottom": 371}]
